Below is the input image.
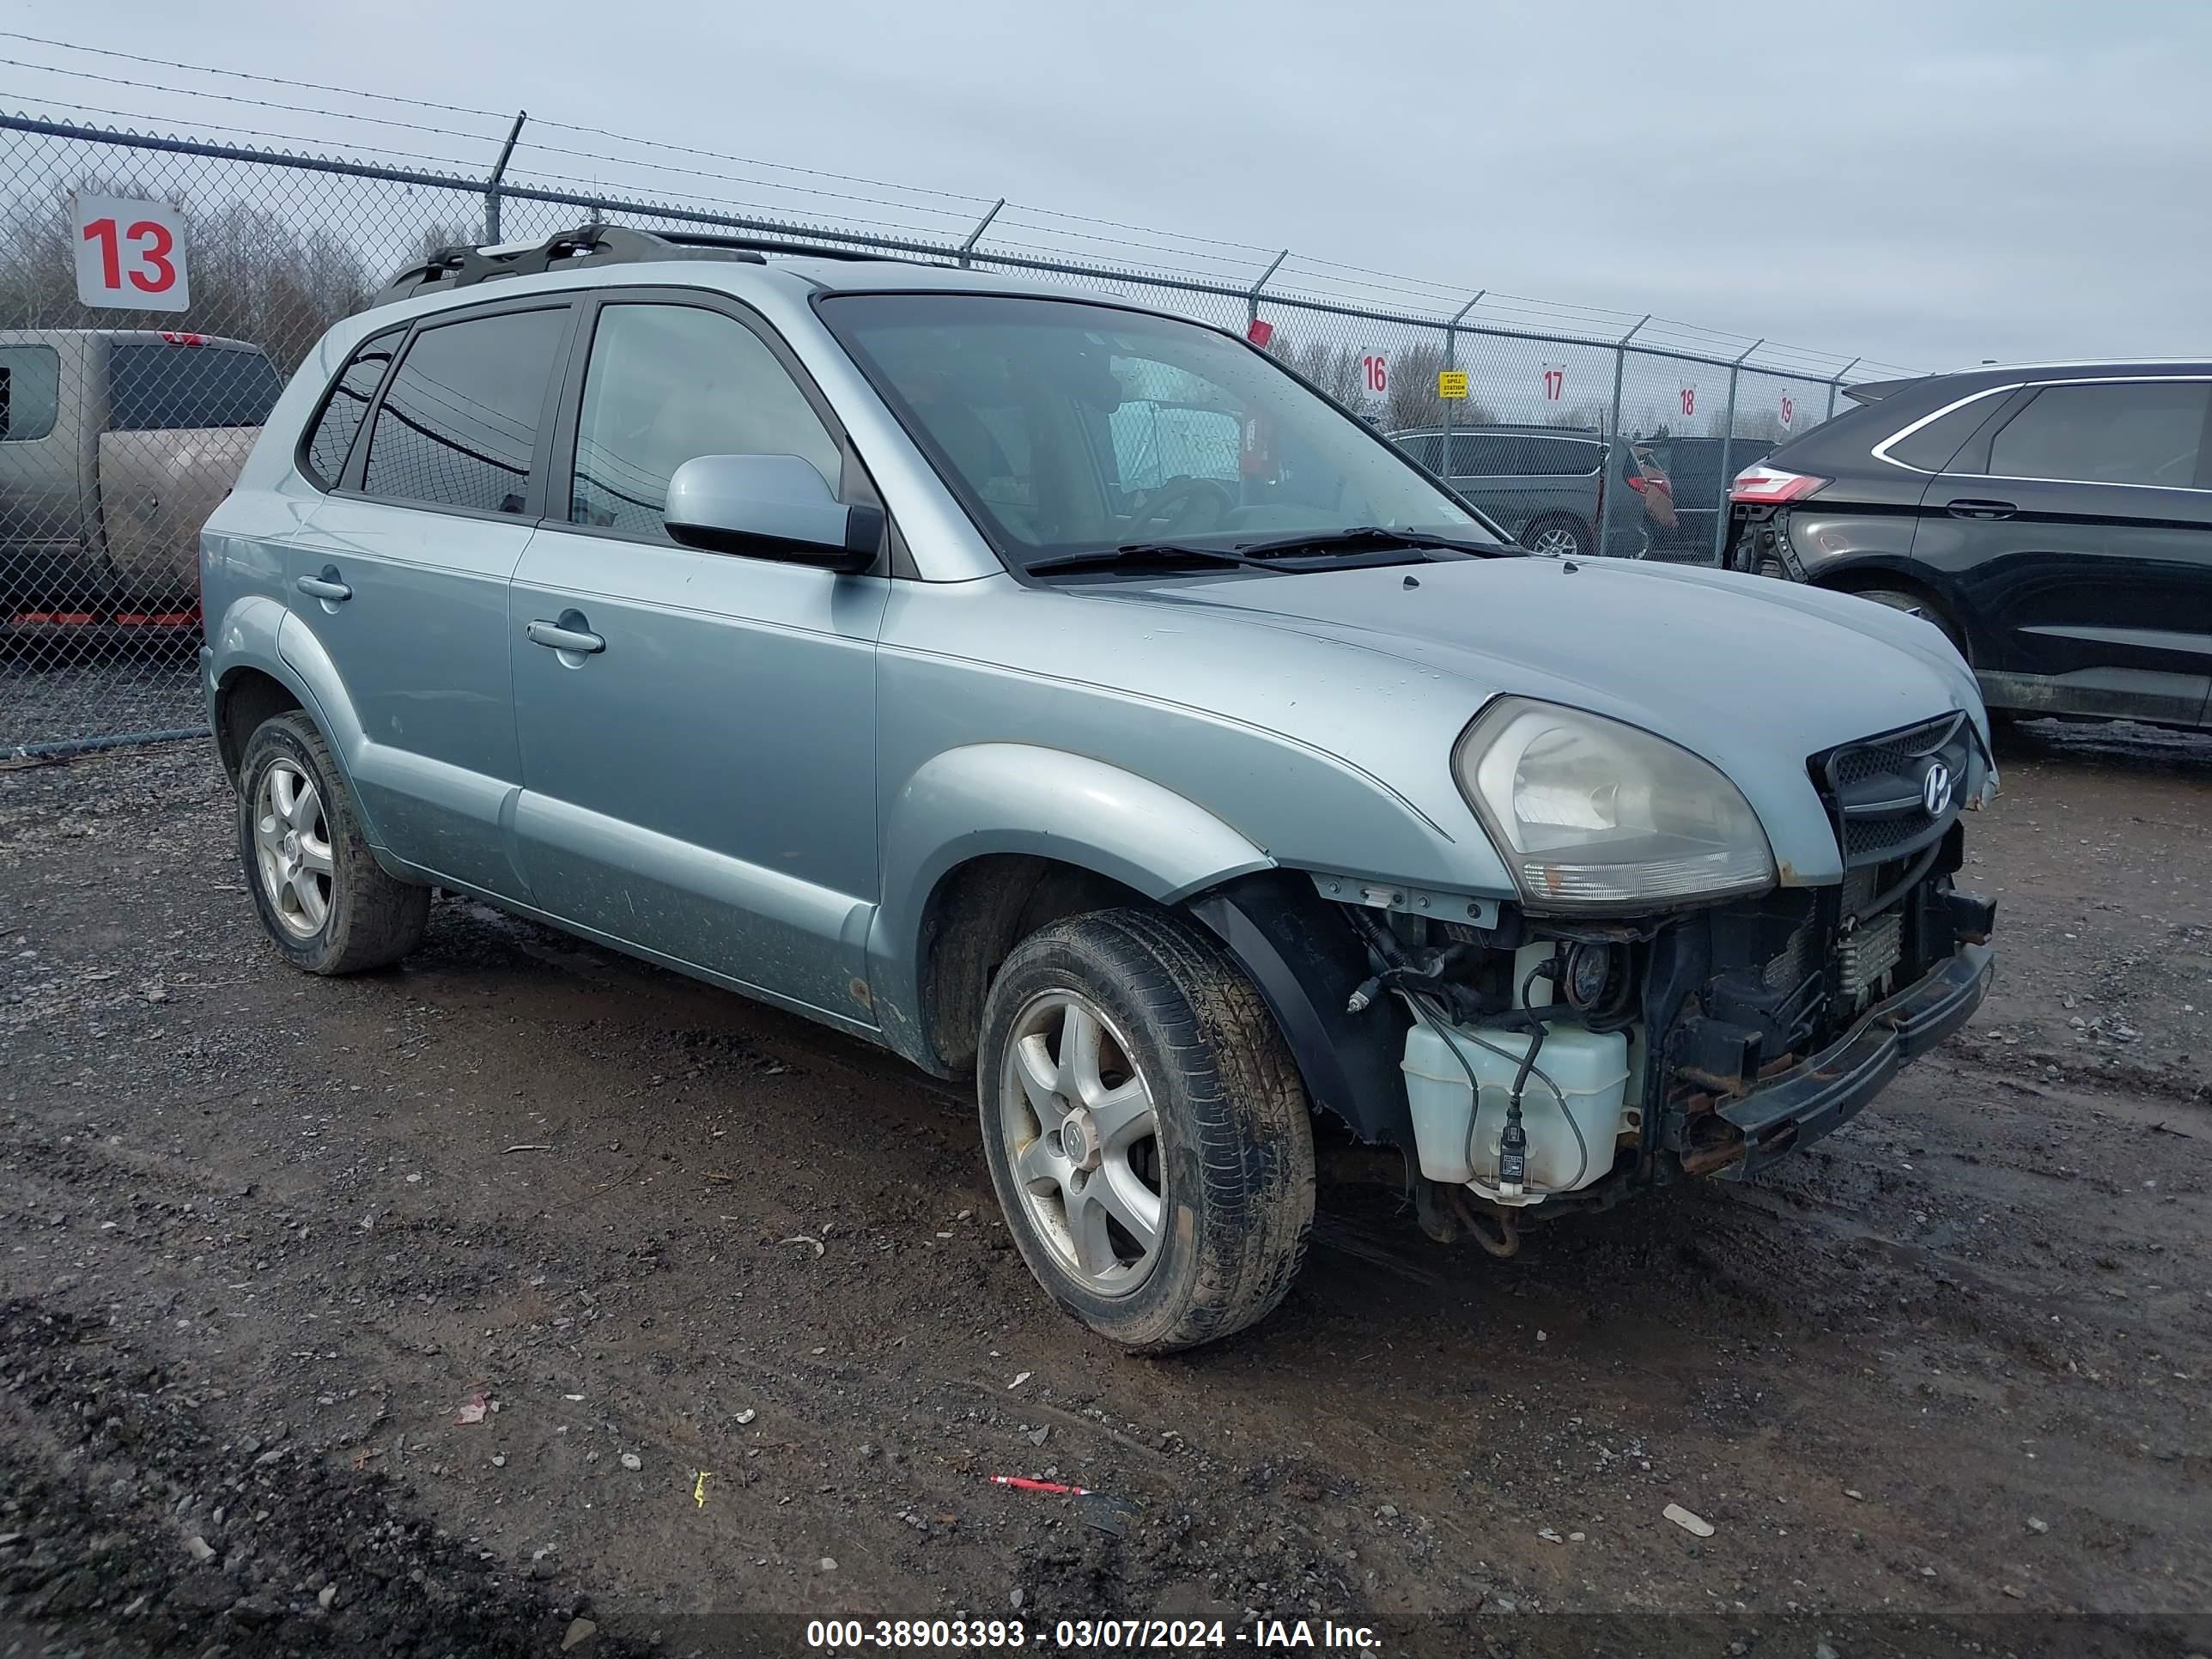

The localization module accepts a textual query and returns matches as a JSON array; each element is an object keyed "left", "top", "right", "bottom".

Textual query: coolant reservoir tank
[{"left": 1401, "top": 1021, "right": 1632, "bottom": 1200}]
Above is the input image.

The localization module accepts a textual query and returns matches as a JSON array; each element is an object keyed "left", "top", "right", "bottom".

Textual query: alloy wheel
[
  {"left": 252, "top": 758, "right": 334, "bottom": 938},
  {"left": 997, "top": 988, "right": 1165, "bottom": 1296}
]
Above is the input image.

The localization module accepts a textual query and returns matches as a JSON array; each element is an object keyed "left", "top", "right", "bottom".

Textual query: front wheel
[{"left": 976, "top": 908, "right": 1315, "bottom": 1354}]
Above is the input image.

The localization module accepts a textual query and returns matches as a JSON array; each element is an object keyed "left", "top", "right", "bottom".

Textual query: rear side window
[
  {"left": 1986, "top": 380, "right": 2211, "bottom": 489},
  {"left": 0, "top": 344, "right": 60, "bottom": 441},
  {"left": 570, "top": 302, "right": 842, "bottom": 538},
  {"left": 301, "top": 331, "right": 402, "bottom": 489},
  {"left": 1448, "top": 434, "right": 1598, "bottom": 476},
  {"left": 109, "top": 343, "right": 283, "bottom": 430},
  {"left": 363, "top": 307, "right": 568, "bottom": 515},
  {"left": 1884, "top": 392, "right": 2005, "bottom": 471}
]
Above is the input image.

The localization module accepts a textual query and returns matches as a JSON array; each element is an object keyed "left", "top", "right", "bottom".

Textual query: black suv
[{"left": 1726, "top": 361, "right": 2212, "bottom": 728}]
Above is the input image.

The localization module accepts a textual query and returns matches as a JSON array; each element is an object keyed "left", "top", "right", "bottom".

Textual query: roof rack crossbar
[{"left": 370, "top": 223, "right": 914, "bottom": 308}]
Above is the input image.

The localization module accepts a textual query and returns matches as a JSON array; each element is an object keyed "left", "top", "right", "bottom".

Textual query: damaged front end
[{"left": 1198, "top": 711, "right": 1997, "bottom": 1243}]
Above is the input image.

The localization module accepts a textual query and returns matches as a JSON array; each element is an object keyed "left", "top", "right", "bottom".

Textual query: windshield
[{"left": 820, "top": 293, "right": 1498, "bottom": 570}]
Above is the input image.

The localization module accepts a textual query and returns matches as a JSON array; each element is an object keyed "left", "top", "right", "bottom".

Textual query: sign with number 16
[{"left": 72, "top": 193, "right": 191, "bottom": 313}]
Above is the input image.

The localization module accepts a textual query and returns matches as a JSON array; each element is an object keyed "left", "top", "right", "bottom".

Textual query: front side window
[
  {"left": 301, "top": 330, "right": 402, "bottom": 489},
  {"left": 822, "top": 293, "right": 1488, "bottom": 568},
  {"left": 571, "top": 303, "right": 842, "bottom": 538},
  {"left": 1985, "top": 380, "right": 2210, "bottom": 489},
  {"left": 362, "top": 307, "right": 568, "bottom": 514},
  {"left": 110, "top": 344, "right": 283, "bottom": 431},
  {"left": 0, "top": 344, "right": 60, "bottom": 441}
]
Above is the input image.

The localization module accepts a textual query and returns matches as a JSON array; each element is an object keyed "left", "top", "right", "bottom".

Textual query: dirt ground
[{"left": 1, "top": 719, "right": 2207, "bottom": 1659}]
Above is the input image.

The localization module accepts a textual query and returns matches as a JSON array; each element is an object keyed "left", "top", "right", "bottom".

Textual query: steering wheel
[{"left": 1125, "top": 474, "right": 1235, "bottom": 537}]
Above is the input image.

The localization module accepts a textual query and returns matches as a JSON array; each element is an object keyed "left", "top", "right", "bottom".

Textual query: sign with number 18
[{"left": 72, "top": 193, "right": 191, "bottom": 313}]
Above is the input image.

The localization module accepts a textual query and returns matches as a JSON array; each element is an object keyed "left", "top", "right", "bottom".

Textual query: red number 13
[{"left": 82, "top": 217, "right": 179, "bottom": 294}]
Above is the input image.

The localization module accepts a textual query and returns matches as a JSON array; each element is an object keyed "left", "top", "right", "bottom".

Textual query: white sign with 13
[{"left": 72, "top": 193, "right": 191, "bottom": 313}]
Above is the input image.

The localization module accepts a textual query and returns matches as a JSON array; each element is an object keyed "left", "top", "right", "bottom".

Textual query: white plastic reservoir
[{"left": 1401, "top": 1021, "right": 1632, "bottom": 1201}]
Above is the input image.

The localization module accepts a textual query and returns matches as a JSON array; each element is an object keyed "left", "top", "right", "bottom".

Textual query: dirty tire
[
  {"left": 237, "top": 710, "right": 428, "bottom": 975},
  {"left": 977, "top": 908, "right": 1316, "bottom": 1354},
  {"left": 1855, "top": 587, "right": 1966, "bottom": 656}
]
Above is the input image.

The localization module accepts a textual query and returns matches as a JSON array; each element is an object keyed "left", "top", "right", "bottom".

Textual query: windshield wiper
[
  {"left": 1232, "top": 526, "right": 1498, "bottom": 559},
  {"left": 1024, "top": 541, "right": 1281, "bottom": 576}
]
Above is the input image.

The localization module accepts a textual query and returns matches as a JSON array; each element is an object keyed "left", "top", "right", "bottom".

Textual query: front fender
[{"left": 866, "top": 743, "right": 1274, "bottom": 1062}]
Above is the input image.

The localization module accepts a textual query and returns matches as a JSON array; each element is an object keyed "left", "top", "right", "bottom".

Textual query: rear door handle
[
  {"left": 1946, "top": 498, "right": 2016, "bottom": 520},
  {"left": 526, "top": 618, "right": 605, "bottom": 655},
  {"left": 295, "top": 572, "right": 351, "bottom": 601}
]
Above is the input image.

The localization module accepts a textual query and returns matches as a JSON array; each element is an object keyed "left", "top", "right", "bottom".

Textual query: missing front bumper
[{"left": 1710, "top": 944, "right": 1994, "bottom": 1181}]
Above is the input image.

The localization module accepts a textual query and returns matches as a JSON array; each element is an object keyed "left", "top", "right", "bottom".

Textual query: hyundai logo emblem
[{"left": 1921, "top": 760, "right": 1954, "bottom": 818}]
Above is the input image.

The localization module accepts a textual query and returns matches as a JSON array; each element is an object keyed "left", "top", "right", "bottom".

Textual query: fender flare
[
  {"left": 208, "top": 596, "right": 383, "bottom": 843},
  {"left": 866, "top": 743, "right": 1273, "bottom": 1063}
]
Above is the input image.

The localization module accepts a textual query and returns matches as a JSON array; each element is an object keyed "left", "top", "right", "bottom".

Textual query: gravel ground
[
  {"left": 0, "top": 719, "right": 2207, "bottom": 1659},
  {"left": 2, "top": 647, "right": 207, "bottom": 757}
]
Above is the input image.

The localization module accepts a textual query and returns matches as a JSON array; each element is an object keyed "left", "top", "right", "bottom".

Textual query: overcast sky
[{"left": 18, "top": 0, "right": 2211, "bottom": 374}]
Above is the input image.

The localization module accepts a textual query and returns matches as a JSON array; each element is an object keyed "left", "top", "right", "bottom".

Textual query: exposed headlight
[{"left": 1454, "top": 698, "right": 1775, "bottom": 912}]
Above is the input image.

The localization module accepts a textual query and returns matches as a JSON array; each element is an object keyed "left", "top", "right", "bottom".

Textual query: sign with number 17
[
  {"left": 72, "top": 193, "right": 191, "bottom": 313},
  {"left": 1541, "top": 366, "right": 1565, "bottom": 402}
]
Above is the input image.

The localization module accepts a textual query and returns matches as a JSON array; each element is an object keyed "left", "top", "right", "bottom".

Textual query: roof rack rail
[{"left": 370, "top": 223, "right": 906, "bottom": 308}]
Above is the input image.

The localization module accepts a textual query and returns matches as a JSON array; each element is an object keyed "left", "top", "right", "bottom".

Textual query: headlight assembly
[{"left": 1454, "top": 698, "right": 1775, "bottom": 912}]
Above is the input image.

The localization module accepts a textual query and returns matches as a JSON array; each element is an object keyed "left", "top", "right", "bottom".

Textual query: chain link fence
[{"left": 0, "top": 110, "right": 1899, "bottom": 756}]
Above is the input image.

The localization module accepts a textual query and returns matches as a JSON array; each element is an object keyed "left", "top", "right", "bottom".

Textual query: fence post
[
  {"left": 1711, "top": 338, "right": 1762, "bottom": 567},
  {"left": 1594, "top": 316, "right": 1649, "bottom": 558},
  {"left": 1826, "top": 356, "right": 1860, "bottom": 422},
  {"left": 483, "top": 109, "right": 527, "bottom": 243},
  {"left": 1439, "top": 291, "right": 1482, "bottom": 481},
  {"left": 957, "top": 198, "right": 1005, "bottom": 269},
  {"left": 1246, "top": 248, "right": 1289, "bottom": 335}
]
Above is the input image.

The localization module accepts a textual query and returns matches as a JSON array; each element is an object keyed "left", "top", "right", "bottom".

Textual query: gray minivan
[
  {"left": 1388, "top": 423, "right": 1657, "bottom": 558},
  {"left": 199, "top": 227, "right": 1997, "bottom": 1352}
]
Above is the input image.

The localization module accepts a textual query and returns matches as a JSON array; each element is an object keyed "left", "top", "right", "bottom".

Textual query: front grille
[{"left": 1811, "top": 713, "right": 1974, "bottom": 870}]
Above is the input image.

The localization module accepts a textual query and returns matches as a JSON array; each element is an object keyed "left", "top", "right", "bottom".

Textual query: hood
[{"left": 1072, "top": 554, "right": 1989, "bottom": 886}]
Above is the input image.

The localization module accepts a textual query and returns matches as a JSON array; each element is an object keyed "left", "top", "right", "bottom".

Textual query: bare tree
[
  {"left": 0, "top": 180, "right": 392, "bottom": 373},
  {"left": 1267, "top": 332, "right": 1369, "bottom": 410},
  {"left": 1380, "top": 338, "right": 1499, "bottom": 431}
]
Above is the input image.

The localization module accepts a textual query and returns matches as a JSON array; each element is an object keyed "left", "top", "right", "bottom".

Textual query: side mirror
[{"left": 664, "top": 453, "right": 884, "bottom": 573}]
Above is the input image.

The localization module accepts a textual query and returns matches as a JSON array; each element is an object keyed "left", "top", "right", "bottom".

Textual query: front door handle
[
  {"left": 1946, "top": 498, "right": 2016, "bottom": 520},
  {"left": 295, "top": 570, "right": 351, "bottom": 601},
  {"left": 526, "top": 617, "right": 606, "bottom": 655}
]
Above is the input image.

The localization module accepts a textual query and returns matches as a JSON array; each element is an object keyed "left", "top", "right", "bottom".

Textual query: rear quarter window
[
  {"left": 1882, "top": 392, "right": 2009, "bottom": 472},
  {"left": 0, "top": 344, "right": 61, "bottom": 441},
  {"left": 300, "top": 331, "right": 404, "bottom": 489},
  {"left": 109, "top": 343, "right": 284, "bottom": 431}
]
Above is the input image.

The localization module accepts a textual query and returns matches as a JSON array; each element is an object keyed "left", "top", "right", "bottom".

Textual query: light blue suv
[{"left": 200, "top": 228, "right": 1997, "bottom": 1352}]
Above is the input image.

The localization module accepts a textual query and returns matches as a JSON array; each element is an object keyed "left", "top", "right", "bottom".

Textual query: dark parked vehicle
[
  {"left": 1389, "top": 424, "right": 1656, "bottom": 558},
  {"left": 1726, "top": 361, "right": 2212, "bottom": 728}
]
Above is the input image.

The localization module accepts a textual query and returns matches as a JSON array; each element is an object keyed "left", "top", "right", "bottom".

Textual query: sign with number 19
[{"left": 72, "top": 193, "right": 191, "bottom": 313}]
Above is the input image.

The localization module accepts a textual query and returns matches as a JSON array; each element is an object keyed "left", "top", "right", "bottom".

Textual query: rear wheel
[
  {"left": 1518, "top": 515, "right": 1589, "bottom": 558},
  {"left": 238, "top": 711, "right": 428, "bottom": 975},
  {"left": 976, "top": 908, "right": 1315, "bottom": 1354},
  {"left": 1850, "top": 587, "right": 1966, "bottom": 657}
]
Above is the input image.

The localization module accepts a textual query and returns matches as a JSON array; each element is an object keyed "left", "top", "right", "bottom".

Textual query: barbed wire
[{"left": 0, "top": 32, "right": 1915, "bottom": 375}]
